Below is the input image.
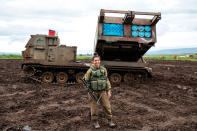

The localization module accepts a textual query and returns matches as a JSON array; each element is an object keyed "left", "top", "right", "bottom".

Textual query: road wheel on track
[
  {"left": 76, "top": 72, "right": 85, "bottom": 83},
  {"left": 42, "top": 71, "right": 54, "bottom": 83},
  {"left": 110, "top": 73, "right": 121, "bottom": 84},
  {"left": 135, "top": 73, "right": 147, "bottom": 81},
  {"left": 123, "top": 73, "right": 134, "bottom": 83},
  {"left": 56, "top": 72, "right": 68, "bottom": 84},
  {"left": 23, "top": 66, "right": 34, "bottom": 76}
]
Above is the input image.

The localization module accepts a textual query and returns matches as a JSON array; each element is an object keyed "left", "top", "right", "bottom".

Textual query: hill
[
  {"left": 146, "top": 48, "right": 197, "bottom": 55},
  {"left": 0, "top": 52, "right": 21, "bottom": 55}
]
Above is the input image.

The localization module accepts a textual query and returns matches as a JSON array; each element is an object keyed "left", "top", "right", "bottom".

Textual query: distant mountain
[
  {"left": 0, "top": 52, "right": 21, "bottom": 55},
  {"left": 77, "top": 50, "right": 93, "bottom": 55},
  {"left": 146, "top": 48, "right": 197, "bottom": 55}
]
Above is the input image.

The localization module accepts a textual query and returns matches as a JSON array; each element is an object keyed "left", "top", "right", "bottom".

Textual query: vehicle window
[
  {"left": 48, "top": 39, "right": 54, "bottom": 45},
  {"left": 37, "top": 39, "right": 44, "bottom": 44}
]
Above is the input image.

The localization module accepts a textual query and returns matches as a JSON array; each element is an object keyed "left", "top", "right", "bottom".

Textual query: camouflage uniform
[{"left": 84, "top": 65, "right": 112, "bottom": 120}]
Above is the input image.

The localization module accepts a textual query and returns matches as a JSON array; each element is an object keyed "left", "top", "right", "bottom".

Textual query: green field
[
  {"left": 76, "top": 55, "right": 92, "bottom": 59},
  {"left": 0, "top": 54, "right": 22, "bottom": 59},
  {"left": 1, "top": 54, "right": 197, "bottom": 61},
  {"left": 144, "top": 54, "right": 197, "bottom": 61}
]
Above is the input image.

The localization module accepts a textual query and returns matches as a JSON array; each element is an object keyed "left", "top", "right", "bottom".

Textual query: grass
[
  {"left": 144, "top": 54, "right": 197, "bottom": 61},
  {"left": 0, "top": 54, "right": 22, "bottom": 59},
  {"left": 1, "top": 54, "right": 197, "bottom": 61},
  {"left": 76, "top": 55, "right": 92, "bottom": 59}
]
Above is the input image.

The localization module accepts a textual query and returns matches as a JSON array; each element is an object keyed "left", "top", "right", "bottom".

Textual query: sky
[{"left": 0, "top": 0, "right": 197, "bottom": 54}]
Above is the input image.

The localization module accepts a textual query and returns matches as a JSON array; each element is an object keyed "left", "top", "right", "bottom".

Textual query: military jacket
[{"left": 84, "top": 65, "right": 111, "bottom": 91}]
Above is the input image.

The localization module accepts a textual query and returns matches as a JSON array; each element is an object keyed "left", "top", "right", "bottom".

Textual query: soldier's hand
[{"left": 107, "top": 91, "right": 111, "bottom": 99}]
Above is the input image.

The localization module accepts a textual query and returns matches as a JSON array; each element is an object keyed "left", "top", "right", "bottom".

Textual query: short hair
[{"left": 92, "top": 52, "right": 100, "bottom": 61}]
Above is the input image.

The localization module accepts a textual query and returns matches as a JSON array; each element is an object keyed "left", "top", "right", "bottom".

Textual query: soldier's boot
[
  {"left": 93, "top": 120, "right": 100, "bottom": 129},
  {"left": 108, "top": 119, "right": 116, "bottom": 127}
]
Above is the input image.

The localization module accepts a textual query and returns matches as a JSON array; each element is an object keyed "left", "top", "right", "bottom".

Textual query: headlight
[
  {"left": 139, "top": 32, "right": 145, "bottom": 37},
  {"left": 138, "top": 25, "right": 144, "bottom": 32},
  {"left": 145, "top": 26, "right": 151, "bottom": 32},
  {"left": 145, "top": 32, "right": 151, "bottom": 38},
  {"left": 131, "top": 25, "right": 138, "bottom": 31},
  {"left": 132, "top": 31, "right": 138, "bottom": 37}
]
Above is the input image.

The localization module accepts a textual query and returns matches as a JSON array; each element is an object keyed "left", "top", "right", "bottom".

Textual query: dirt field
[{"left": 0, "top": 59, "right": 197, "bottom": 131}]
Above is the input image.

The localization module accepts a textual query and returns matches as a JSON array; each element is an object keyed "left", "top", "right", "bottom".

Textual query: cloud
[
  {"left": 156, "top": 31, "right": 197, "bottom": 49},
  {"left": 0, "top": 0, "right": 197, "bottom": 53}
]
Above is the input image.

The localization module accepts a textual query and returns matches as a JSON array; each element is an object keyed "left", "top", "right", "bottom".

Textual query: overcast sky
[{"left": 0, "top": 0, "right": 197, "bottom": 53}]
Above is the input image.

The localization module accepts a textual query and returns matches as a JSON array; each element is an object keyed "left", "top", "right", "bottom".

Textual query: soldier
[{"left": 84, "top": 53, "right": 116, "bottom": 129}]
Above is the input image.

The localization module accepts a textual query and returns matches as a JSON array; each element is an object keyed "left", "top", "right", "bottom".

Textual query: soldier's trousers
[{"left": 88, "top": 90, "right": 112, "bottom": 120}]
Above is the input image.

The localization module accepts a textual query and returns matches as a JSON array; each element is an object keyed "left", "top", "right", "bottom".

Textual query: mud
[{"left": 0, "top": 59, "right": 197, "bottom": 131}]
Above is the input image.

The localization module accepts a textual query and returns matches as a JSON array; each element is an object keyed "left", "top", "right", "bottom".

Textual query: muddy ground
[{"left": 0, "top": 59, "right": 197, "bottom": 131}]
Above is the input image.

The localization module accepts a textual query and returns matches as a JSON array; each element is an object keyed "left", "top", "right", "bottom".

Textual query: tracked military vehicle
[
  {"left": 94, "top": 9, "right": 161, "bottom": 83},
  {"left": 22, "top": 31, "right": 89, "bottom": 84},
  {"left": 22, "top": 9, "right": 161, "bottom": 84}
]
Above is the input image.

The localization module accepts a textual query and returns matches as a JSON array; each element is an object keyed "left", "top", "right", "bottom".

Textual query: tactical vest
[{"left": 90, "top": 65, "right": 107, "bottom": 91}]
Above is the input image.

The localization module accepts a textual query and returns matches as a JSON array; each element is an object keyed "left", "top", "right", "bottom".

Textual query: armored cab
[
  {"left": 94, "top": 9, "right": 161, "bottom": 83},
  {"left": 22, "top": 32, "right": 88, "bottom": 84},
  {"left": 22, "top": 34, "right": 76, "bottom": 65}
]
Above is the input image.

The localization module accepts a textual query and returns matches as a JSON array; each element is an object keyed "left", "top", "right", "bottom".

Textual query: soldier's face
[{"left": 93, "top": 57, "right": 100, "bottom": 68}]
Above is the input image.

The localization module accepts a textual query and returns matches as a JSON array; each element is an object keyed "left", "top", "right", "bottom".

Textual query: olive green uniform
[{"left": 84, "top": 65, "right": 112, "bottom": 120}]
